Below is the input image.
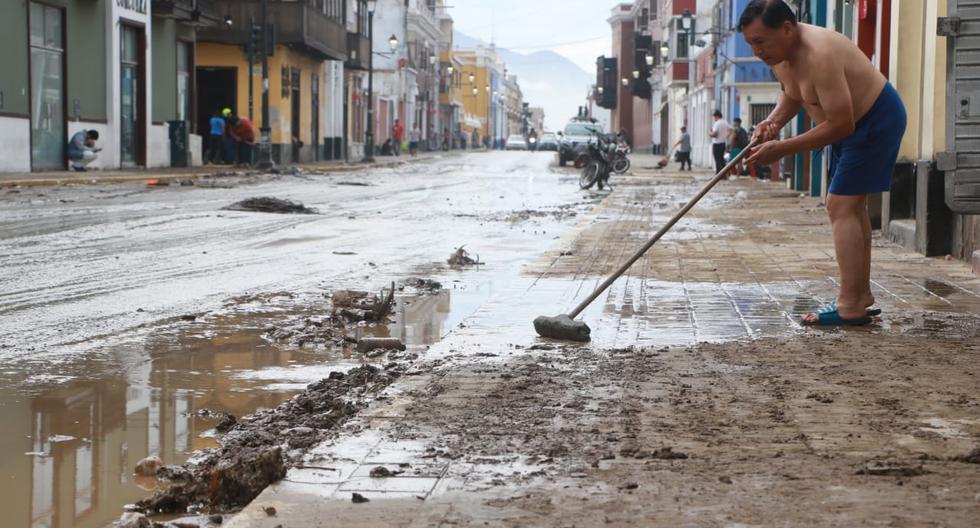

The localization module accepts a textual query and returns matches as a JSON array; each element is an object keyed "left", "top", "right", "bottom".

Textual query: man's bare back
[{"left": 774, "top": 24, "right": 887, "bottom": 126}]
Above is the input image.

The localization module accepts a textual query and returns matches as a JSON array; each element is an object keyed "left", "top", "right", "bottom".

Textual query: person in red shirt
[
  {"left": 391, "top": 119, "right": 404, "bottom": 157},
  {"left": 227, "top": 115, "right": 257, "bottom": 167}
]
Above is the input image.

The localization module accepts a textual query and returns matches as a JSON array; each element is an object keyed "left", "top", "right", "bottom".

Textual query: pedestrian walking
[
  {"left": 391, "top": 119, "right": 404, "bottom": 157},
  {"left": 226, "top": 115, "right": 257, "bottom": 167},
  {"left": 673, "top": 126, "right": 692, "bottom": 171},
  {"left": 709, "top": 110, "right": 732, "bottom": 175},
  {"left": 67, "top": 130, "right": 101, "bottom": 172},
  {"left": 205, "top": 110, "right": 226, "bottom": 164},
  {"left": 443, "top": 128, "right": 450, "bottom": 151},
  {"left": 729, "top": 117, "right": 750, "bottom": 176},
  {"left": 409, "top": 125, "right": 420, "bottom": 156},
  {"left": 740, "top": 0, "right": 906, "bottom": 326}
]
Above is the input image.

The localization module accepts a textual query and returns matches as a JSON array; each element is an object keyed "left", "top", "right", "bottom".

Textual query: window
[
  {"left": 675, "top": 19, "right": 689, "bottom": 60},
  {"left": 750, "top": 103, "right": 777, "bottom": 127}
]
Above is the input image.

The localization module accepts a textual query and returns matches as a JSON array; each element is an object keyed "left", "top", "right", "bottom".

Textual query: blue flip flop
[
  {"left": 802, "top": 302, "right": 873, "bottom": 326},
  {"left": 867, "top": 307, "right": 882, "bottom": 317}
]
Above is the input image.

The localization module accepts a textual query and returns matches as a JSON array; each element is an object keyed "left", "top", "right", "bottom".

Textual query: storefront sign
[{"left": 117, "top": 0, "right": 146, "bottom": 15}]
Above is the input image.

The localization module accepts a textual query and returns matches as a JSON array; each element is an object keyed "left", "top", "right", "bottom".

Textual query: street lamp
[
  {"left": 621, "top": 77, "right": 629, "bottom": 86},
  {"left": 632, "top": 69, "right": 640, "bottom": 79},
  {"left": 645, "top": 53, "right": 654, "bottom": 66},
  {"left": 472, "top": 87, "right": 478, "bottom": 96},
  {"left": 363, "top": 0, "right": 378, "bottom": 163},
  {"left": 660, "top": 41, "right": 670, "bottom": 61},
  {"left": 485, "top": 85, "right": 490, "bottom": 93},
  {"left": 447, "top": 64, "right": 454, "bottom": 74},
  {"left": 681, "top": 9, "right": 692, "bottom": 30},
  {"left": 469, "top": 73, "right": 475, "bottom": 84},
  {"left": 388, "top": 34, "right": 398, "bottom": 52},
  {"left": 597, "top": 85, "right": 604, "bottom": 94},
  {"left": 223, "top": 15, "right": 233, "bottom": 27}
]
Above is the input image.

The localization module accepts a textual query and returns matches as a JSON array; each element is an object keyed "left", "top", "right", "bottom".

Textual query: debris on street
[
  {"left": 356, "top": 337, "right": 406, "bottom": 353},
  {"left": 223, "top": 197, "right": 318, "bottom": 214},
  {"left": 133, "top": 364, "right": 403, "bottom": 516},
  {"left": 447, "top": 246, "right": 482, "bottom": 266}
]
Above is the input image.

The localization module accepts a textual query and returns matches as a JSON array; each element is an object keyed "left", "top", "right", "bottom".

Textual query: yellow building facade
[
  {"left": 457, "top": 54, "right": 491, "bottom": 140},
  {"left": 197, "top": 43, "right": 326, "bottom": 162}
]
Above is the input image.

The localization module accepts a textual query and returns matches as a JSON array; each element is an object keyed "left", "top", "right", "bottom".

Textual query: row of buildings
[
  {"left": 0, "top": 0, "right": 532, "bottom": 173},
  {"left": 596, "top": 0, "right": 979, "bottom": 271}
]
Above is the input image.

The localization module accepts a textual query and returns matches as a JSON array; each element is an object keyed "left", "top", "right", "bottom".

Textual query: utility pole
[
  {"left": 256, "top": 0, "right": 275, "bottom": 170},
  {"left": 248, "top": 16, "right": 256, "bottom": 122},
  {"left": 363, "top": 3, "right": 376, "bottom": 163}
]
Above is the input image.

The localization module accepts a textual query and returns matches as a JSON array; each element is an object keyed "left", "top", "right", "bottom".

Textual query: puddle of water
[{"left": 0, "top": 287, "right": 460, "bottom": 528}]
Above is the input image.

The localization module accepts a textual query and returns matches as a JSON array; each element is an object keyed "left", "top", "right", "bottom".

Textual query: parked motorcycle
[
  {"left": 611, "top": 139, "right": 631, "bottom": 174},
  {"left": 579, "top": 134, "right": 615, "bottom": 191}
]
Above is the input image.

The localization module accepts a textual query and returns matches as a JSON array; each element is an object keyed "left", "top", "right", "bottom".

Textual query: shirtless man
[{"left": 741, "top": 0, "right": 907, "bottom": 326}]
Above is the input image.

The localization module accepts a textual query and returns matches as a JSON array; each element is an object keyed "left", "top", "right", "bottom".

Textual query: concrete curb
[{"left": 0, "top": 153, "right": 451, "bottom": 189}]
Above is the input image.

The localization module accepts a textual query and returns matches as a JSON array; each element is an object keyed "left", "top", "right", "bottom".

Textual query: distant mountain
[{"left": 454, "top": 31, "right": 605, "bottom": 131}]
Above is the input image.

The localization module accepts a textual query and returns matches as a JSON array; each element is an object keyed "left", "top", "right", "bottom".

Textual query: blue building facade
[{"left": 712, "top": 0, "right": 781, "bottom": 161}]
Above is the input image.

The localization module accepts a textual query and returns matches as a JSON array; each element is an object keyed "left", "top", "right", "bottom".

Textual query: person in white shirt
[{"left": 709, "top": 110, "right": 732, "bottom": 174}]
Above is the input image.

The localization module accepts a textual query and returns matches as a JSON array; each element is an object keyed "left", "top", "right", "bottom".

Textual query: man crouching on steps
[{"left": 740, "top": 0, "right": 907, "bottom": 326}]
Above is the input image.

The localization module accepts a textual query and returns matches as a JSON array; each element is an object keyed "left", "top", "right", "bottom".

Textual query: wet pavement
[
  {"left": 3, "top": 155, "right": 979, "bottom": 527},
  {"left": 0, "top": 152, "right": 592, "bottom": 528},
  {"left": 222, "top": 164, "right": 980, "bottom": 527}
]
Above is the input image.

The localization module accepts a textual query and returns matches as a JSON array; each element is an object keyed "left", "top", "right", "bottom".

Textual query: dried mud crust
[
  {"left": 369, "top": 333, "right": 980, "bottom": 526},
  {"left": 135, "top": 364, "right": 403, "bottom": 516},
  {"left": 223, "top": 197, "right": 319, "bottom": 214}
]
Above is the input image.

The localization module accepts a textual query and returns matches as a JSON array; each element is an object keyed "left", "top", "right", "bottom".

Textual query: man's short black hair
[
  {"left": 734, "top": 117, "right": 742, "bottom": 123},
  {"left": 87, "top": 130, "right": 99, "bottom": 140},
  {"left": 738, "top": 0, "right": 797, "bottom": 32},
  {"left": 713, "top": 110, "right": 723, "bottom": 118}
]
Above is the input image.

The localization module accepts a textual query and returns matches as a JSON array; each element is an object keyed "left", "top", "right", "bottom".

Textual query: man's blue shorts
[{"left": 827, "top": 82, "right": 907, "bottom": 195}]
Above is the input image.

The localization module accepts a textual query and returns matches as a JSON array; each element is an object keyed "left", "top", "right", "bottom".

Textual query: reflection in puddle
[{"left": 0, "top": 288, "right": 455, "bottom": 528}]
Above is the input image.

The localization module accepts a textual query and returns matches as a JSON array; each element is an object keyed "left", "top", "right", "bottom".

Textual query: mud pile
[
  {"left": 448, "top": 247, "right": 482, "bottom": 266},
  {"left": 223, "top": 197, "right": 318, "bottom": 214},
  {"left": 135, "top": 364, "right": 403, "bottom": 515},
  {"left": 265, "top": 316, "right": 350, "bottom": 347}
]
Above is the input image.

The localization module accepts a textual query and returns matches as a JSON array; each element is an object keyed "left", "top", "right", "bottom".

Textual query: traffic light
[{"left": 245, "top": 18, "right": 275, "bottom": 58}]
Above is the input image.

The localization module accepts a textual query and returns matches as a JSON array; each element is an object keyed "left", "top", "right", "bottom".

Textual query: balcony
[
  {"left": 199, "top": 1, "right": 346, "bottom": 61},
  {"left": 152, "top": 0, "right": 223, "bottom": 26},
  {"left": 346, "top": 32, "right": 371, "bottom": 70}
]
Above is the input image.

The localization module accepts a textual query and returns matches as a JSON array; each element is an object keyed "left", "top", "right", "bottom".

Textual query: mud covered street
[
  {"left": 2, "top": 155, "right": 979, "bottom": 527},
  {"left": 0, "top": 152, "right": 594, "bottom": 528},
  {"left": 224, "top": 163, "right": 980, "bottom": 528}
]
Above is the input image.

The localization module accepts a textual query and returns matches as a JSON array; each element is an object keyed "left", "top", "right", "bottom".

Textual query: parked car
[
  {"left": 505, "top": 134, "right": 528, "bottom": 151},
  {"left": 537, "top": 132, "right": 559, "bottom": 151},
  {"left": 558, "top": 119, "right": 603, "bottom": 166}
]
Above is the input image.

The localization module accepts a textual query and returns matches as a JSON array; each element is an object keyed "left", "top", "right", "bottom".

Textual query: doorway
[
  {"left": 120, "top": 24, "right": 146, "bottom": 167},
  {"left": 196, "top": 67, "right": 237, "bottom": 160},
  {"left": 290, "top": 67, "right": 301, "bottom": 162},
  {"left": 29, "top": 2, "right": 66, "bottom": 171},
  {"left": 311, "top": 72, "right": 320, "bottom": 161}
]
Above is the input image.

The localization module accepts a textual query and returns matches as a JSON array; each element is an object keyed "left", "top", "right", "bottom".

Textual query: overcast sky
[{"left": 448, "top": 0, "right": 623, "bottom": 74}]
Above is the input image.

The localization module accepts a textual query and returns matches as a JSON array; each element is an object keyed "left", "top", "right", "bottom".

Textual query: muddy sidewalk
[{"left": 224, "top": 169, "right": 980, "bottom": 526}]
